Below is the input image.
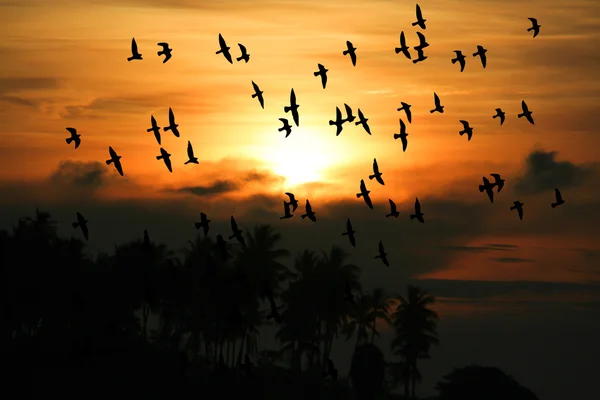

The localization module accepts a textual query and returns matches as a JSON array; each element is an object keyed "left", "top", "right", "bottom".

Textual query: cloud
[
  {"left": 171, "top": 170, "right": 285, "bottom": 198},
  {"left": 436, "top": 244, "right": 519, "bottom": 253},
  {"left": 175, "top": 180, "right": 238, "bottom": 197},
  {"left": 49, "top": 160, "right": 112, "bottom": 189},
  {"left": 0, "top": 77, "right": 59, "bottom": 95},
  {"left": 491, "top": 257, "right": 534, "bottom": 264}
]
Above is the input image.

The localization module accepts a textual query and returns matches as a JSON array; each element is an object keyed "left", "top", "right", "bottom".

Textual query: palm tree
[
  {"left": 368, "top": 288, "right": 392, "bottom": 343},
  {"left": 349, "top": 343, "right": 387, "bottom": 400},
  {"left": 342, "top": 293, "right": 373, "bottom": 348}
]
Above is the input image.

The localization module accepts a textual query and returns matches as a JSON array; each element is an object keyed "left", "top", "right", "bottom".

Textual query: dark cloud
[
  {"left": 436, "top": 244, "right": 518, "bottom": 253},
  {"left": 0, "top": 95, "right": 38, "bottom": 108},
  {"left": 171, "top": 170, "right": 285, "bottom": 198},
  {"left": 50, "top": 160, "right": 110, "bottom": 189},
  {"left": 0, "top": 77, "right": 59, "bottom": 95},
  {"left": 491, "top": 257, "right": 534, "bottom": 264}
]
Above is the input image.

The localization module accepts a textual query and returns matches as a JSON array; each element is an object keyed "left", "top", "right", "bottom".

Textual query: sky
[{"left": 2, "top": 0, "right": 600, "bottom": 398}]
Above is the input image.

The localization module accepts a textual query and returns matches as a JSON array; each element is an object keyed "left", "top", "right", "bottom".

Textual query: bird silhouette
[
  {"left": 194, "top": 212, "right": 211, "bottom": 236},
  {"left": 527, "top": 18, "right": 541, "bottom": 38},
  {"left": 510, "top": 201, "right": 524, "bottom": 220},
  {"left": 156, "top": 148, "right": 172, "bottom": 173},
  {"left": 355, "top": 108, "right": 371, "bottom": 135},
  {"left": 342, "top": 218, "right": 356, "bottom": 247},
  {"left": 551, "top": 188, "right": 565, "bottom": 208},
  {"left": 216, "top": 33, "right": 233, "bottom": 64},
  {"left": 147, "top": 115, "right": 161, "bottom": 145},
  {"left": 65, "top": 127, "right": 81, "bottom": 149},
  {"left": 314, "top": 63, "right": 328, "bottom": 89},
  {"left": 301, "top": 200, "right": 317, "bottom": 222},
  {"left": 473, "top": 45, "right": 488, "bottom": 68},
  {"left": 163, "top": 108, "right": 180, "bottom": 137},
  {"left": 458, "top": 120, "right": 473, "bottom": 141},
  {"left": 343, "top": 40, "right": 357, "bottom": 66},
  {"left": 493, "top": 108, "right": 506, "bottom": 125},
  {"left": 410, "top": 198, "right": 425, "bottom": 223},
  {"left": 393, "top": 119, "right": 409, "bottom": 152},
  {"left": 415, "top": 32, "right": 429, "bottom": 50},
  {"left": 412, "top": 47, "right": 428, "bottom": 64},
  {"left": 343, "top": 103, "right": 356, "bottom": 123},
  {"left": 323, "top": 358, "right": 338, "bottom": 380},
  {"left": 229, "top": 216, "right": 246, "bottom": 246},
  {"left": 357, "top": 179, "right": 374, "bottom": 209},
  {"left": 451, "top": 50, "right": 466, "bottom": 72},
  {"left": 369, "top": 158, "right": 385, "bottom": 186},
  {"left": 127, "top": 37, "right": 142, "bottom": 61},
  {"left": 412, "top": 4, "right": 427, "bottom": 29},
  {"left": 284, "top": 88, "right": 300, "bottom": 127},
  {"left": 386, "top": 199, "right": 399, "bottom": 218},
  {"left": 157, "top": 42, "right": 172, "bottom": 63},
  {"left": 397, "top": 102, "right": 412, "bottom": 123},
  {"left": 216, "top": 234, "right": 228, "bottom": 260},
  {"left": 490, "top": 173, "right": 505, "bottom": 192},
  {"left": 285, "top": 192, "right": 299, "bottom": 212},
  {"left": 375, "top": 241, "right": 389, "bottom": 266},
  {"left": 106, "top": 146, "right": 124, "bottom": 176},
  {"left": 344, "top": 281, "right": 355, "bottom": 305},
  {"left": 251, "top": 81, "right": 264, "bottom": 109},
  {"left": 518, "top": 100, "right": 535, "bottom": 124},
  {"left": 395, "top": 31, "right": 411, "bottom": 59},
  {"left": 430, "top": 92, "right": 444, "bottom": 113},
  {"left": 184, "top": 141, "right": 199, "bottom": 165},
  {"left": 280, "top": 202, "right": 294, "bottom": 219},
  {"left": 329, "top": 107, "right": 345, "bottom": 136},
  {"left": 72, "top": 212, "right": 89, "bottom": 241},
  {"left": 479, "top": 177, "right": 495, "bottom": 203},
  {"left": 278, "top": 118, "right": 292, "bottom": 138},
  {"left": 236, "top": 43, "right": 250, "bottom": 62}
]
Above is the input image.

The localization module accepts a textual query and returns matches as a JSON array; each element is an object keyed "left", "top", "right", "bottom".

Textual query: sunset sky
[{"left": 1, "top": 0, "right": 600, "bottom": 398}]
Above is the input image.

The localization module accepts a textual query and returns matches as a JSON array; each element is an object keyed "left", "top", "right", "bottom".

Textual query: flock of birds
[{"left": 63, "top": 4, "right": 561, "bottom": 270}]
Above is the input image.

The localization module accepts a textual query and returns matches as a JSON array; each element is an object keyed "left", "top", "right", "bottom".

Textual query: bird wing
[
  {"left": 335, "top": 107, "right": 342, "bottom": 121},
  {"left": 251, "top": 80, "right": 259, "bottom": 92},
  {"left": 346, "top": 40, "right": 352, "bottom": 48},
  {"left": 365, "top": 194, "right": 373, "bottom": 209},
  {"left": 238, "top": 43, "right": 247, "bottom": 53},
  {"left": 521, "top": 101, "right": 528, "bottom": 112},
  {"left": 400, "top": 119, "right": 406, "bottom": 133},
  {"left": 278, "top": 118, "right": 288, "bottom": 126},
  {"left": 350, "top": 52, "right": 356, "bottom": 65},
  {"left": 66, "top": 127, "right": 76, "bottom": 135},
  {"left": 346, "top": 218, "right": 352, "bottom": 232},
  {"left": 165, "top": 156, "right": 172, "bottom": 171},
  {"left": 77, "top": 212, "right": 83, "bottom": 222},
  {"left": 115, "top": 160, "right": 123, "bottom": 176},
  {"left": 485, "top": 186, "right": 494, "bottom": 202},
  {"left": 357, "top": 108, "right": 364, "bottom": 121},
  {"left": 415, "top": 198, "right": 421, "bottom": 212},
  {"left": 290, "top": 89, "right": 296, "bottom": 104},
  {"left": 150, "top": 115, "right": 157, "bottom": 126},
  {"left": 518, "top": 207, "right": 523, "bottom": 219},
  {"left": 285, "top": 192, "right": 295, "bottom": 202},
  {"left": 401, "top": 135, "right": 408, "bottom": 151},
  {"left": 433, "top": 92, "right": 440, "bottom": 104},
  {"left": 528, "top": 17, "right": 537, "bottom": 24},
  {"left": 360, "top": 179, "right": 366, "bottom": 193},
  {"left": 416, "top": 4, "right": 422, "bottom": 19},
  {"left": 169, "top": 108, "right": 175, "bottom": 124},
  {"left": 218, "top": 33, "right": 226, "bottom": 48},
  {"left": 400, "top": 31, "right": 406, "bottom": 46},
  {"left": 416, "top": 32, "right": 426, "bottom": 45},
  {"left": 389, "top": 199, "right": 396, "bottom": 212},
  {"left": 305, "top": 200, "right": 312, "bottom": 212},
  {"left": 131, "top": 38, "right": 138, "bottom": 53},
  {"left": 231, "top": 216, "right": 238, "bottom": 231},
  {"left": 187, "top": 141, "right": 194, "bottom": 158},
  {"left": 459, "top": 120, "right": 468, "bottom": 129},
  {"left": 108, "top": 146, "right": 116, "bottom": 158},
  {"left": 555, "top": 188, "right": 562, "bottom": 201},
  {"left": 379, "top": 241, "right": 384, "bottom": 253},
  {"left": 373, "top": 158, "right": 379, "bottom": 173},
  {"left": 490, "top": 173, "right": 500, "bottom": 180},
  {"left": 157, "top": 42, "right": 168, "bottom": 49}
]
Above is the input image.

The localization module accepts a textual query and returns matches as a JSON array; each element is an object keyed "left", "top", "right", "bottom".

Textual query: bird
[
  {"left": 284, "top": 88, "right": 300, "bottom": 127},
  {"left": 127, "top": 37, "right": 142, "bottom": 61},
  {"left": 229, "top": 216, "right": 246, "bottom": 246},
  {"left": 323, "top": 358, "right": 338, "bottom": 380},
  {"left": 510, "top": 201, "right": 524, "bottom": 220},
  {"left": 479, "top": 177, "right": 495, "bottom": 203},
  {"left": 342, "top": 218, "right": 356, "bottom": 247},
  {"left": 393, "top": 119, "right": 409, "bottom": 152},
  {"left": 357, "top": 179, "right": 373, "bottom": 209},
  {"left": 194, "top": 212, "right": 210, "bottom": 236},
  {"left": 147, "top": 115, "right": 161, "bottom": 145},
  {"left": 184, "top": 141, "right": 199, "bottom": 165},
  {"left": 355, "top": 108, "right": 371, "bottom": 135},
  {"left": 236, "top": 43, "right": 250, "bottom": 62},
  {"left": 451, "top": 50, "right": 466, "bottom": 72},
  {"left": 518, "top": 100, "right": 535, "bottom": 125},
  {"left": 156, "top": 148, "right": 172, "bottom": 173},
  {"left": 163, "top": 108, "right": 180, "bottom": 137},
  {"left": 301, "top": 200, "right": 316, "bottom": 222},
  {"left": 386, "top": 199, "right": 399, "bottom": 218},
  {"left": 343, "top": 103, "right": 356, "bottom": 123},
  {"left": 314, "top": 63, "right": 328, "bottom": 89},
  {"left": 343, "top": 40, "right": 357, "bottom": 66},
  {"left": 410, "top": 198, "right": 424, "bottom": 223},
  {"left": 493, "top": 108, "right": 506, "bottom": 125},
  {"left": 527, "top": 18, "right": 541, "bottom": 38},
  {"left": 551, "top": 188, "right": 565, "bottom": 208},
  {"left": 397, "top": 102, "right": 412, "bottom": 123},
  {"left": 329, "top": 107, "right": 345, "bottom": 136},
  {"left": 458, "top": 120, "right": 473, "bottom": 141},
  {"left": 251, "top": 81, "right": 264, "bottom": 109},
  {"left": 280, "top": 202, "right": 294, "bottom": 219},
  {"left": 415, "top": 32, "right": 429, "bottom": 50},
  {"left": 473, "top": 45, "right": 488, "bottom": 68},
  {"left": 285, "top": 192, "right": 299, "bottom": 212},
  {"left": 412, "top": 4, "right": 427, "bottom": 30},
  {"left": 157, "top": 42, "right": 172, "bottom": 63},
  {"left": 395, "top": 31, "right": 411, "bottom": 59},
  {"left": 278, "top": 118, "right": 292, "bottom": 138},
  {"left": 216, "top": 33, "right": 233, "bottom": 64},
  {"left": 344, "top": 281, "right": 355, "bottom": 305},
  {"left": 106, "top": 146, "right": 124, "bottom": 176},
  {"left": 369, "top": 158, "right": 385, "bottom": 186},
  {"left": 490, "top": 173, "right": 505, "bottom": 192},
  {"left": 72, "top": 212, "right": 89, "bottom": 241},
  {"left": 412, "top": 47, "right": 428, "bottom": 64},
  {"left": 65, "top": 127, "right": 81, "bottom": 149},
  {"left": 430, "top": 92, "right": 444, "bottom": 113},
  {"left": 375, "top": 241, "right": 389, "bottom": 266}
]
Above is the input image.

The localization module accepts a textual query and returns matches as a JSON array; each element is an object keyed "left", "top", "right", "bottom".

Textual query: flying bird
[
  {"left": 157, "top": 42, "right": 172, "bottom": 63},
  {"left": 156, "top": 147, "right": 172, "bottom": 173},
  {"left": 65, "top": 127, "right": 81, "bottom": 149},
  {"left": 458, "top": 120, "right": 473, "bottom": 141},
  {"left": 397, "top": 102, "right": 412, "bottom": 123},
  {"left": 527, "top": 18, "right": 541, "bottom": 38},
  {"left": 412, "top": 4, "right": 427, "bottom": 30},
  {"left": 284, "top": 88, "right": 300, "bottom": 127},
  {"left": 415, "top": 32, "right": 429, "bottom": 50},
  {"left": 251, "top": 81, "right": 264, "bottom": 109},
  {"left": 490, "top": 174, "right": 505, "bottom": 192},
  {"left": 72, "top": 212, "right": 89, "bottom": 241},
  {"left": 301, "top": 200, "right": 317, "bottom": 222},
  {"left": 216, "top": 33, "right": 233, "bottom": 64},
  {"left": 278, "top": 118, "right": 292, "bottom": 138},
  {"left": 343, "top": 40, "right": 357, "bottom": 66},
  {"left": 369, "top": 158, "right": 385, "bottom": 186},
  {"left": 280, "top": 202, "right": 294, "bottom": 219},
  {"left": 343, "top": 103, "right": 356, "bottom": 123},
  {"left": 342, "top": 218, "right": 356, "bottom": 247},
  {"left": 393, "top": 119, "right": 409, "bottom": 152},
  {"left": 236, "top": 43, "right": 250, "bottom": 62},
  {"left": 410, "top": 198, "right": 424, "bottom": 223},
  {"left": 510, "top": 201, "right": 524, "bottom": 220},
  {"left": 106, "top": 146, "right": 124, "bottom": 177},
  {"left": 323, "top": 358, "right": 338, "bottom": 380},
  {"left": 355, "top": 109, "right": 371, "bottom": 135},
  {"left": 551, "top": 188, "right": 565, "bottom": 208},
  {"left": 314, "top": 63, "right": 328, "bottom": 89},
  {"left": 285, "top": 192, "right": 299, "bottom": 212},
  {"left": 473, "top": 45, "right": 488, "bottom": 68},
  {"left": 493, "top": 108, "right": 506, "bottom": 125},
  {"left": 329, "top": 107, "right": 345, "bottom": 136},
  {"left": 127, "top": 37, "right": 142, "bottom": 61},
  {"left": 357, "top": 179, "right": 373, "bottom": 209},
  {"left": 194, "top": 212, "right": 211, "bottom": 236},
  {"left": 430, "top": 92, "right": 444, "bottom": 113},
  {"left": 412, "top": 47, "right": 428, "bottom": 64},
  {"left": 184, "top": 141, "right": 199, "bottom": 165},
  {"left": 147, "top": 115, "right": 161, "bottom": 145},
  {"left": 229, "top": 216, "right": 246, "bottom": 246},
  {"left": 164, "top": 108, "right": 180, "bottom": 137},
  {"left": 386, "top": 199, "right": 399, "bottom": 218},
  {"left": 518, "top": 100, "right": 535, "bottom": 125},
  {"left": 395, "top": 31, "right": 411, "bottom": 59},
  {"left": 375, "top": 241, "right": 389, "bottom": 267},
  {"left": 451, "top": 50, "right": 466, "bottom": 72},
  {"left": 479, "top": 177, "right": 495, "bottom": 203}
]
